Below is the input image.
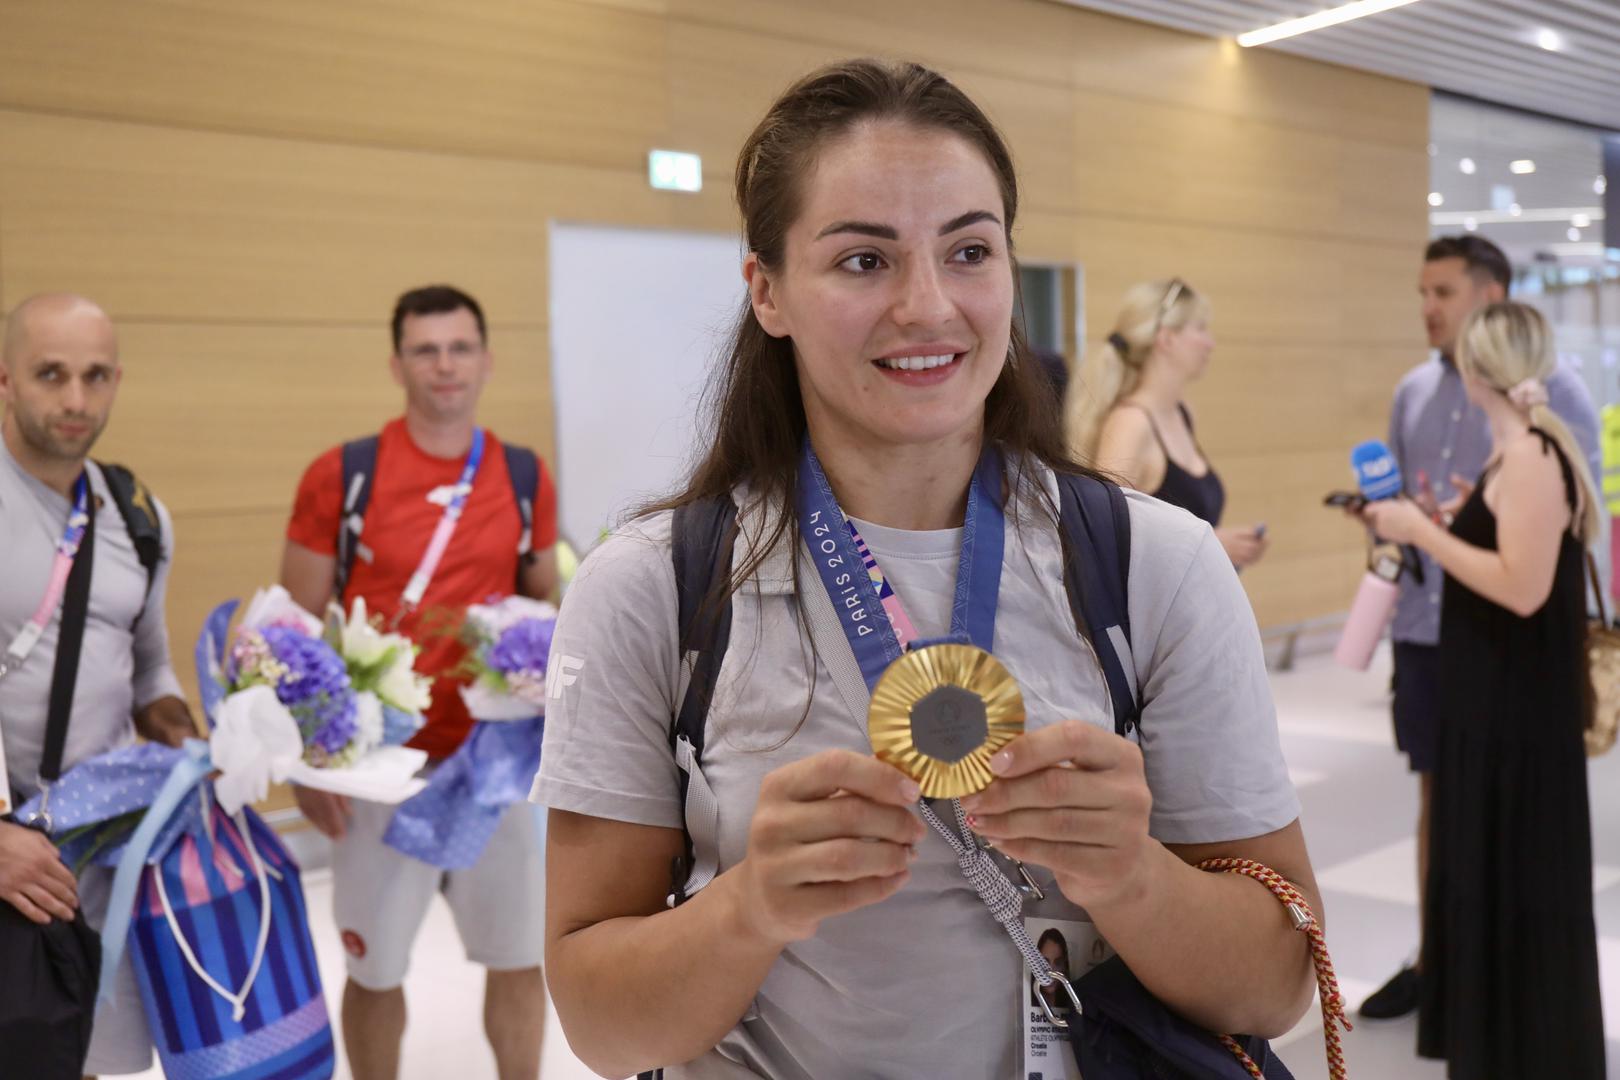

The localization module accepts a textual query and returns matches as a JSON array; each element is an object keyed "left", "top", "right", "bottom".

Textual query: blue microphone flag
[{"left": 1351, "top": 439, "right": 1403, "bottom": 501}]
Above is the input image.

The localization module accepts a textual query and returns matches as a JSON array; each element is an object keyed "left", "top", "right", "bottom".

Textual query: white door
[{"left": 548, "top": 223, "right": 744, "bottom": 550}]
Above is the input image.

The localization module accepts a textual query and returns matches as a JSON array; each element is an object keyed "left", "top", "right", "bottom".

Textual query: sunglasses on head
[{"left": 1154, "top": 279, "right": 1186, "bottom": 334}]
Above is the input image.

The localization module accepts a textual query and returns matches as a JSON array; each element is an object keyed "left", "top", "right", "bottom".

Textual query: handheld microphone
[
  {"left": 1350, "top": 440, "right": 1403, "bottom": 501},
  {"left": 1351, "top": 439, "right": 1424, "bottom": 583},
  {"left": 1334, "top": 440, "right": 1412, "bottom": 670}
]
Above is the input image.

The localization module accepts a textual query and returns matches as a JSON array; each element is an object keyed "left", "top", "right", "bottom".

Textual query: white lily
[
  {"left": 329, "top": 597, "right": 395, "bottom": 667},
  {"left": 327, "top": 598, "right": 432, "bottom": 714},
  {"left": 377, "top": 656, "right": 433, "bottom": 714}
]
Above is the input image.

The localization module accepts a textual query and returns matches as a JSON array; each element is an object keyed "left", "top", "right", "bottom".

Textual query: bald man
[{"left": 0, "top": 293, "right": 193, "bottom": 1077}]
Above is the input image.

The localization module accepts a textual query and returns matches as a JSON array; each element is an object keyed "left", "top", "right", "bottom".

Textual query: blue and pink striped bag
[{"left": 126, "top": 797, "right": 334, "bottom": 1080}]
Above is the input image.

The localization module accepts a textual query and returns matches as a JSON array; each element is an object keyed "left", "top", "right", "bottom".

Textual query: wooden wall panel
[
  {"left": 0, "top": 110, "right": 551, "bottom": 323},
  {"left": 91, "top": 325, "right": 554, "bottom": 518},
  {"left": 665, "top": 24, "right": 1079, "bottom": 216},
  {"left": 1072, "top": 89, "right": 1427, "bottom": 244},
  {"left": 668, "top": 0, "right": 1083, "bottom": 88},
  {"left": 1242, "top": 550, "right": 1369, "bottom": 628},
  {"left": 1217, "top": 447, "right": 1385, "bottom": 625},
  {"left": 0, "top": 108, "right": 745, "bottom": 324},
  {"left": 0, "top": 0, "right": 669, "bottom": 166},
  {"left": 1189, "top": 344, "right": 1417, "bottom": 457},
  {"left": 0, "top": 0, "right": 1433, "bottom": 640},
  {"left": 1078, "top": 216, "right": 1420, "bottom": 345},
  {"left": 1061, "top": 8, "right": 1427, "bottom": 147},
  {"left": 162, "top": 508, "right": 288, "bottom": 705}
]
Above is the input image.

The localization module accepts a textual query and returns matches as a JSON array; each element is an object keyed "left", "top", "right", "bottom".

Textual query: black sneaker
[{"left": 1358, "top": 965, "right": 1420, "bottom": 1019}]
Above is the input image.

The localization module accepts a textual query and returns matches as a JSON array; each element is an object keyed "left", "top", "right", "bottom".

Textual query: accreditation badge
[{"left": 867, "top": 642, "right": 1024, "bottom": 798}]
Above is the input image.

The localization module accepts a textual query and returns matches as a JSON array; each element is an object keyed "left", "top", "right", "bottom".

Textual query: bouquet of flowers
[
  {"left": 459, "top": 595, "right": 558, "bottom": 720},
  {"left": 383, "top": 595, "right": 556, "bottom": 869},
  {"left": 205, "top": 587, "right": 428, "bottom": 814}
]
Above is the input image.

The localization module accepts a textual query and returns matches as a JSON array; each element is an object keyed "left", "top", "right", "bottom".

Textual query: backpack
[
  {"left": 333, "top": 434, "right": 540, "bottom": 598},
  {"left": 98, "top": 462, "right": 163, "bottom": 624}
]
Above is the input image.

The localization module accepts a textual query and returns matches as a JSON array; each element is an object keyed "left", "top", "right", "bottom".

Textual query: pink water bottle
[{"left": 1334, "top": 545, "right": 1403, "bottom": 670}]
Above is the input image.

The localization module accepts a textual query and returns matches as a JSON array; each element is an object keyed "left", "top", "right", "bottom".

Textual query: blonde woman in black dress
[
  {"left": 1066, "top": 278, "right": 1268, "bottom": 569},
  {"left": 1364, "top": 301, "right": 1604, "bottom": 1078}
]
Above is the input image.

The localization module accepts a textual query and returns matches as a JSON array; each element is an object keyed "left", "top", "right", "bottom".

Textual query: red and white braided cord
[{"left": 1197, "top": 857, "right": 1351, "bottom": 1080}]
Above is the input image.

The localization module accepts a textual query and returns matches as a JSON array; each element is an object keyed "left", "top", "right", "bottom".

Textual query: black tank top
[{"left": 1125, "top": 402, "right": 1226, "bottom": 527}]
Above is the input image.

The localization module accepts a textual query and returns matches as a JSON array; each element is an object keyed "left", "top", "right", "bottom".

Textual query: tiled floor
[
  {"left": 1269, "top": 648, "right": 1620, "bottom": 1080},
  {"left": 126, "top": 646, "right": 1620, "bottom": 1078}
]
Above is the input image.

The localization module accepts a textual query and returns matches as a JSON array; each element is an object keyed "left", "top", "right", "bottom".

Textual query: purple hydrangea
[
  {"left": 262, "top": 625, "right": 358, "bottom": 758},
  {"left": 488, "top": 619, "right": 554, "bottom": 680}
]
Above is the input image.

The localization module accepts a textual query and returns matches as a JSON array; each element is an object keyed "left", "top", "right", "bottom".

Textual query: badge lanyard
[
  {"left": 393, "top": 428, "right": 485, "bottom": 625},
  {"left": 795, "top": 442, "right": 1082, "bottom": 1025},
  {"left": 0, "top": 473, "right": 90, "bottom": 681},
  {"left": 796, "top": 440, "right": 1004, "bottom": 685}
]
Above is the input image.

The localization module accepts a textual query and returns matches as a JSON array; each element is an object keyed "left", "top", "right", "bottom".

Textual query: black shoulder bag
[{"left": 0, "top": 498, "right": 104, "bottom": 1078}]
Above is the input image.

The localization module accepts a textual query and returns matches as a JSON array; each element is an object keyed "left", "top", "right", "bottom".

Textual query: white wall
[{"left": 548, "top": 223, "right": 744, "bottom": 549}]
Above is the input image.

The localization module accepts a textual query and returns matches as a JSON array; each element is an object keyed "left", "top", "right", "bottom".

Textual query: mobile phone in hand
[{"left": 1323, "top": 491, "right": 1367, "bottom": 512}]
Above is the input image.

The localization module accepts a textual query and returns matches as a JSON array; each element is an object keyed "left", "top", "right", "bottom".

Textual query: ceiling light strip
[
  {"left": 1431, "top": 206, "right": 1606, "bottom": 226},
  {"left": 1236, "top": 0, "right": 1424, "bottom": 48}
]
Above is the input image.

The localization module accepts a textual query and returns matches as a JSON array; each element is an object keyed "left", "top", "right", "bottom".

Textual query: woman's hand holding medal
[
  {"left": 732, "top": 749, "right": 926, "bottom": 946},
  {"left": 959, "top": 720, "right": 1157, "bottom": 912}
]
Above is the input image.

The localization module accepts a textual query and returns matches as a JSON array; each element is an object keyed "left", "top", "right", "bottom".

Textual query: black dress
[
  {"left": 1417, "top": 430, "right": 1605, "bottom": 1077},
  {"left": 1123, "top": 403, "right": 1226, "bottom": 527}
]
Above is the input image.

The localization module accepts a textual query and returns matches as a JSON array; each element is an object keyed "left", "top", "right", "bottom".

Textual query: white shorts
[
  {"left": 78, "top": 866, "right": 155, "bottom": 1076},
  {"left": 331, "top": 797, "right": 546, "bottom": 991}
]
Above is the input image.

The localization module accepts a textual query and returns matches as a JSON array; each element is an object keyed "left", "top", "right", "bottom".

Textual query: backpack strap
[
  {"left": 502, "top": 443, "right": 540, "bottom": 576},
  {"left": 666, "top": 495, "right": 737, "bottom": 910},
  {"left": 336, "top": 436, "right": 379, "bottom": 600},
  {"left": 98, "top": 462, "right": 162, "bottom": 625},
  {"left": 642, "top": 494, "right": 736, "bottom": 1080},
  {"left": 41, "top": 498, "right": 97, "bottom": 787},
  {"left": 1055, "top": 473, "right": 1140, "bottom": 738}
]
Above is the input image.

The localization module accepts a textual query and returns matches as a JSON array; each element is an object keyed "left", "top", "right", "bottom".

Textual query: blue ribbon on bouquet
[
  {"left": 196, "top": 598, "right": 238, "bottom": 728},
  {"left": 382, "top": 716, "right": 544, "bottom": 870}
]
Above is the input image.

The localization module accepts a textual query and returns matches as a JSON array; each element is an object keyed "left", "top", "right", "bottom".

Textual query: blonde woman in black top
[
  {"left": 1067, "top": 278, "right": 1268, "bottom": 569},
  {"left": 1363, "top": 301, "right": 1604, "bottom": 1077}
]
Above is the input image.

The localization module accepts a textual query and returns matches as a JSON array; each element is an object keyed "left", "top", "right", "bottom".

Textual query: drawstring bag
[{"left": 126, "top": 794, "right": 334, "bottom": 1080}]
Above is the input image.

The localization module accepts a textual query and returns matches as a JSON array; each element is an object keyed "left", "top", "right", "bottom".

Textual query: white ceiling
[
  {"left": 1427, "top": 93, "right": 1608, "bottom": 265},
  {"left": 1056, "top": 0, "right": 1620, "bottom": 131}
]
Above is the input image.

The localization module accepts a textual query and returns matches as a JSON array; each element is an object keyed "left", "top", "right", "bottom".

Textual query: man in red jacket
[{"left": 280, "top": 285, "right": 559, "bottom": 1080}]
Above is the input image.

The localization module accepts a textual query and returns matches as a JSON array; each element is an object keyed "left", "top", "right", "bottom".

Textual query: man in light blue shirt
[
  {"left": 1358, "top": 236, "right": 1599, "bottom": 1021},
  {"left": 0, "top": 293, "right": 195, "bottom": 1075}
]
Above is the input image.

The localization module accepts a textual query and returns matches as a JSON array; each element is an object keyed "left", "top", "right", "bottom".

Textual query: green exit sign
[{"left": 648, "top": 150, "right": 702, "bottom": 193}]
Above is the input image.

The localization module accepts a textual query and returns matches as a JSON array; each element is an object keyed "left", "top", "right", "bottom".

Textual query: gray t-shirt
[
  {"left": 0, "top": 441, "right": 183, "bottom": 803},
  {"left": 533, "top": 465, "right": 1299, "bottom": 1079}
]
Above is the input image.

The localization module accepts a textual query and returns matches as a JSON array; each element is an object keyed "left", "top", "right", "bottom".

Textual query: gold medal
[{"left": 867, "top": 643, "right": 1025, "bottom": 798}]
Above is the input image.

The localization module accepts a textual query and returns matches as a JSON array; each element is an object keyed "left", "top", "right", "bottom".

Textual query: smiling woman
[
  {"left": 533, "top": 58, "right": 1325, "bottom": 1080},
  {"left": 746, "top": 121, "right": 1016, "bottom": 507}
]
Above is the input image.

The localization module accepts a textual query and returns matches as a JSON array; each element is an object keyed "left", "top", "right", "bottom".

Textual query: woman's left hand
[
  {"left": 1361, "top": 497, "right": 1431, "bottom": 545},
  {"left": 959, "top": 721, "right": 1155, "bottom": 912}
]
